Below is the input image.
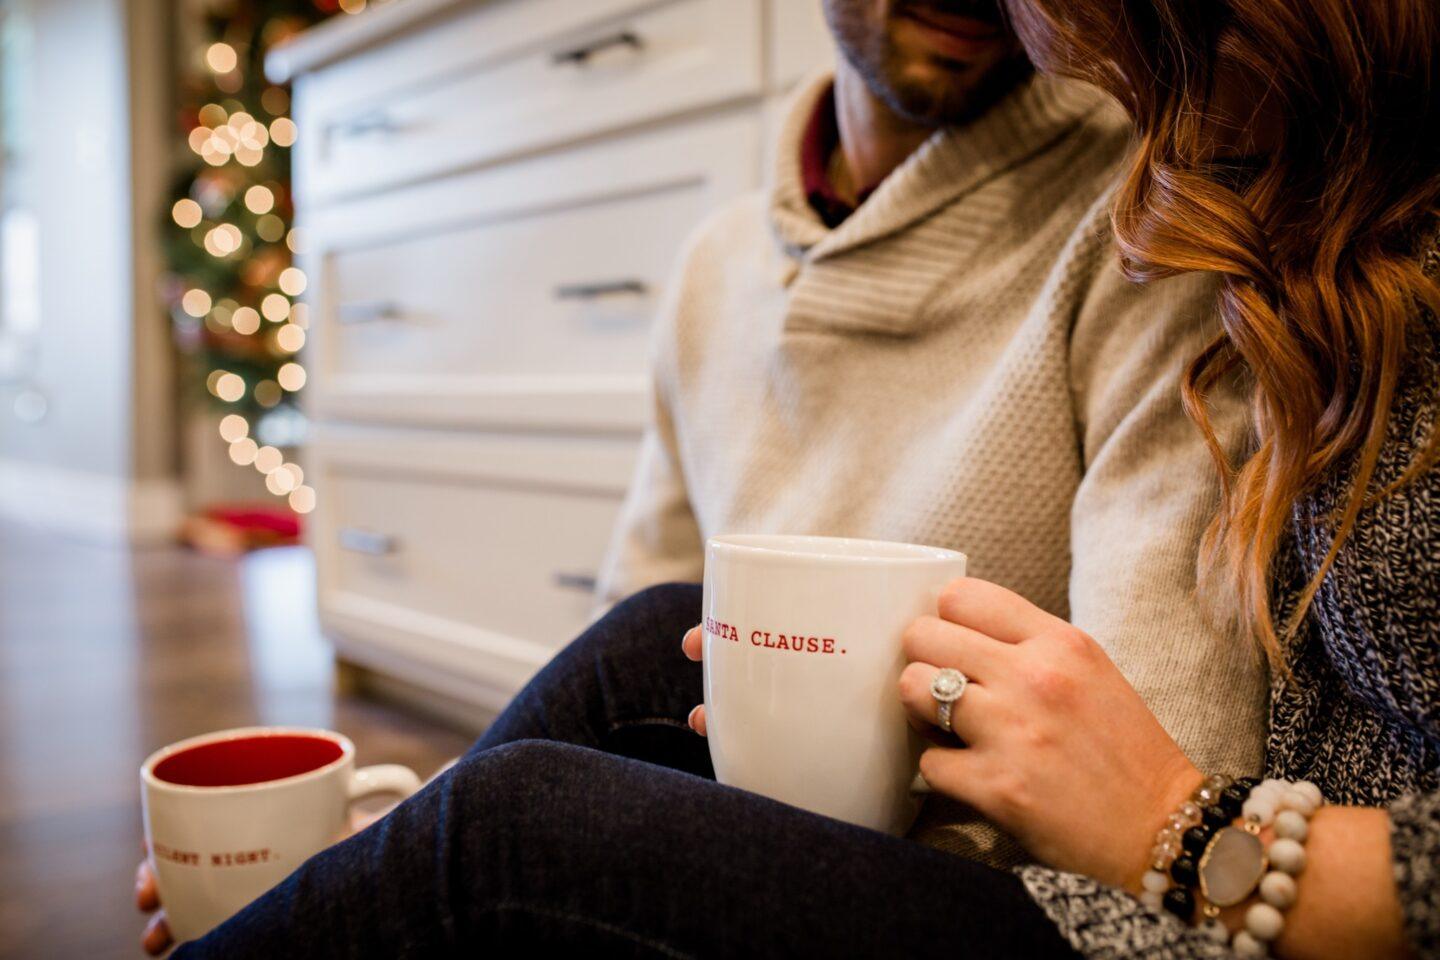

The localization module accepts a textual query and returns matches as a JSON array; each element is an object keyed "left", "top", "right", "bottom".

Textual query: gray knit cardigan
[{"left": 1018, "top": 233, "right": 1440, "bottom": 959}]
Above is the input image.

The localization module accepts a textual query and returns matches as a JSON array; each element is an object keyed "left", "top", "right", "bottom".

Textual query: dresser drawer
[
  {"left": 301, "top": 110, "right": 758, "bottom": 431},
  {"left": 311, "top": 428, "right": 640, "bottom": 698},
  {"left": 290, "top": 0, "right": 761, "bottom": 203}
]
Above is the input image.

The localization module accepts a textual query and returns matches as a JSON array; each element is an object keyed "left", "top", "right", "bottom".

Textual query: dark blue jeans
[{"left": 174, "top": 584, "right": 1077, "bottom": 958}]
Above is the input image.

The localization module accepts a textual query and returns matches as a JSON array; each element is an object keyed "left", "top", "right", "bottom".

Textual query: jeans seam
[
  {"left": 485, "top": 900, "right": 699, "bottom": 958},
  {"left": 607, "top": 716, "right": 692, "bottom": 733}
]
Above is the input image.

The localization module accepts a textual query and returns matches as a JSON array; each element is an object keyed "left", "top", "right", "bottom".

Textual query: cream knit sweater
[{"left": 598, "top": 72, "right": 1267, "bottom": 863}]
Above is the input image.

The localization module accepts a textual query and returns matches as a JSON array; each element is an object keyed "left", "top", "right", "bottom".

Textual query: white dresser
[{"left": 268, "top": 0, "right": 833, "bottom": 722}]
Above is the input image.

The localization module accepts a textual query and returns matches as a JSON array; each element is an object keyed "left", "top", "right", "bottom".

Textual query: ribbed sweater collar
[{"left": 769, "top": 69, "right": 1111, "bottom": 262}]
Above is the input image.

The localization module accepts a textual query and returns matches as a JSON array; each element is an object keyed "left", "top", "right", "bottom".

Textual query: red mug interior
[{"left": 152, "top": 734, "right": 344, "bottom": 788}]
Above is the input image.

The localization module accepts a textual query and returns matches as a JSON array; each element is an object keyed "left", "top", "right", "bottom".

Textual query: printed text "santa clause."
[{"left": 705, "top": 617, "right": 847, "bottom": 655}]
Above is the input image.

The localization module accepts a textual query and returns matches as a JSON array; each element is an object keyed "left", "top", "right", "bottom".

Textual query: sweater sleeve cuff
[
  {"left": 1014, "top": 865, "right": 1235, "bottom": 960},
  {"left": 1391, "top": 791, "right": 1440, "bottom": 959}
]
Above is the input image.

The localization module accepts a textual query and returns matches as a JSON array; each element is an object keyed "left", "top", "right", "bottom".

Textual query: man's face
[{"left": 823, "top": 0, "right": 1028, "bottom": 126}]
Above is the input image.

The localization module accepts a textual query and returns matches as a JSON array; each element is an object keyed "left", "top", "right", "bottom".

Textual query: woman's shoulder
[
  {"left": 1290, "top": 223, "right": 1440, "bottom": 639},
  {"left": 1300, "top": 216, "right": 1440, "bottom": 526},
  {"left": 1288, "top": 219, "right": 1440, "bottom": 616},
  {"left": 1393, "top": 215, "right": 1440, "bottom": 487},
  {"left": 1351, "top": 315, "right": 1440, "bottom": 581},
  {"left": 1275, "top": 226, "right": 1440, "bottom": 745}
]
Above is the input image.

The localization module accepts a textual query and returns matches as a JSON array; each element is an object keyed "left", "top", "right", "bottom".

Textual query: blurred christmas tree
[{"left": 162, "top": 0, "right": 358, "bottom": 519}]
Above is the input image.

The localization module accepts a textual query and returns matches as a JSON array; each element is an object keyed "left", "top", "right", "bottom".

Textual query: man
[
  {"left": 136, "top": 1, "right": 1265, "bottom": 952},
  {"left": 596, "top": 0, "right": 1265, "bottom": 861}
]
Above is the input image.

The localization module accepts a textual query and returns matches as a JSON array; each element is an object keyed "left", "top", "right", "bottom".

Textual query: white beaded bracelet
[{"left": 1212, "top": 778, "right": 1323, "bottom": 958}]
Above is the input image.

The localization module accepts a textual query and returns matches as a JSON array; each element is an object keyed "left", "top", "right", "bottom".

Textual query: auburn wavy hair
[{"left": 1002, "top": 0, "right": 1440, "bottom": 662}]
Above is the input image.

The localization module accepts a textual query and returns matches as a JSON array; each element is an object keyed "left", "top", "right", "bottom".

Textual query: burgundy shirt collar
[{"left": 800, "top": 85, "right": 878, "bottom": 229}]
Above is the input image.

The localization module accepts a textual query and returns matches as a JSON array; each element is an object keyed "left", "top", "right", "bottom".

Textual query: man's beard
[
  {"left": 828, "top": 0, "right": 1033, "bottom": 127},
  {"left": 872, "top": 44, "right": 1033, "bottom": 126}
]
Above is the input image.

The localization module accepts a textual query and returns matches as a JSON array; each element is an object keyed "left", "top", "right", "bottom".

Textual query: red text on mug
[{"left": 705, "top": 617, "right": 846, "bottom": 655}]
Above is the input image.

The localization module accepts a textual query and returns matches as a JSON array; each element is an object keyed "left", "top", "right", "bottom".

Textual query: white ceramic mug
[
  {"left": 141, "top": 726, "right": 422, "bottom": 942},
  {"left": 702, "top": 534, "right": 967, "bottom": 835}
]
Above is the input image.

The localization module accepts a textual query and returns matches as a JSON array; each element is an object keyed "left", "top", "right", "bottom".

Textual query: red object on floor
[{"left": 183, "top": 503, "right": 303, "bottom": 555}]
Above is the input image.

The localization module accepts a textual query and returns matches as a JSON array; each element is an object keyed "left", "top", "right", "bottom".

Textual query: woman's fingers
[
  {"left": 917, "top": 744, "right": 983, "bottom": 805},
  {"left": 142, "top": 911, "right": 172, "bottom": 956},
  {"left": 901, "top": 615, "right": 1006, "bottom": 677},
  {"left": 687, "top": 703, "right": 707, "bottom": 736},
  {"left": 135, "top": 859, "right": 159, "bottom": 912},
  {"left": 937, "top": 577, "right": 1067, "bottom": 644},
  {"left": 899, "top": 613, "right": 1004, "bottom": 742},
  {"left": 897, "top": 661, "right": 987, "bottom": 741},
  {"left": 681, "top": 625, "right": 702, "bottom": 662}
]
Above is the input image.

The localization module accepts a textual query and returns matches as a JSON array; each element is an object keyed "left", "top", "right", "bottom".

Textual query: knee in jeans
[
  {"left": 452, "top": 738, "right": 550, "bottom": 782},
  {"left": 589, "top": 582, "right": 701, "bottom": 650},
  {"left": 437, "top": 740, "right": 606, "bottom": 834},
  {"left": 445, "top": 740, "right": 587, "bottom": 802},
  {"left": 619, "top": 581, "right": 700, "bottom": 610}
]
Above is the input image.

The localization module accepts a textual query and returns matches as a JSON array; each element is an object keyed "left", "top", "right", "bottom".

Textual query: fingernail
[{"left": 681, "top": 630, "right": 701, "bottom": 661}]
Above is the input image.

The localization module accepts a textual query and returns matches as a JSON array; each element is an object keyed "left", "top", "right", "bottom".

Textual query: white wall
[{"left": 0, "top": 0, "right": 180, "bottom": 540}]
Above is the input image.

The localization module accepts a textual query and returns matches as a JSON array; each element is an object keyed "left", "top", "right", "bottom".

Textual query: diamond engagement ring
[{"left": 930, "top": 668, "right": 968, "bottom": 734}]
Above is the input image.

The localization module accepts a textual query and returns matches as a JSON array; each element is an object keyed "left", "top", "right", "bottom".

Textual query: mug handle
[
  {"left": 347, "top": 764, "right": 423, "bottom": 803},
  {"left": 910, "top": 771, "right": 933, "bottom": 794}
]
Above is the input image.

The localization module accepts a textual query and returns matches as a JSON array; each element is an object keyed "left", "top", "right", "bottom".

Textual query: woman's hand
[{"left": 898, "top": 577, "right": 1203, "bottom": 890}]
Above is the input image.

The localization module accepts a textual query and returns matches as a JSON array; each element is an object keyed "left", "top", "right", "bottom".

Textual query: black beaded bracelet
[{"left": 1140, "top": 775, "right": 1259, "bottom": 920}]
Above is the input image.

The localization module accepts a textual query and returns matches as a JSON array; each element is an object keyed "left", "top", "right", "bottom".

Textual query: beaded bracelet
[
  {"left": 1140, "top": 774, "right": 1258, "bottom": 919},
  {"left": 1209, "top": 778, "right": 1323, "bottom": 958},
  {"left": 1141, "top": 776, "right": 1323, "bottom": 954}
]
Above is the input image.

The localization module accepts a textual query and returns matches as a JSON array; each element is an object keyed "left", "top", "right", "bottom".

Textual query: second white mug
[{"left": 141, "top": 726, "right": 422, "bottom": 943}]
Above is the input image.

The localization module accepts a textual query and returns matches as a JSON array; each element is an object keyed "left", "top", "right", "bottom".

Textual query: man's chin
[
  {"left": 894, "top": 41, "right": 1035, "bottom": 121},
  {"left": 882, "top": 61, "right": 1001, "bottom": 125}
]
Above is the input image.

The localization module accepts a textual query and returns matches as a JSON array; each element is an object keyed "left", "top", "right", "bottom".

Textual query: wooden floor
[{"left": 0, "top": 520, "right": 475, "bottom": 960}]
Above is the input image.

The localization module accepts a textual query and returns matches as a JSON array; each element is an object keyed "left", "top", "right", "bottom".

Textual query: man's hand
[
  {"left": 134, "top": 804, "right": 398, "bottom": 952},
  {"left": 681, "top": 625, "right": 707, "bottom": 736},
  {"left": 135, "top": 857, "right": 173, "bottom": 955}
]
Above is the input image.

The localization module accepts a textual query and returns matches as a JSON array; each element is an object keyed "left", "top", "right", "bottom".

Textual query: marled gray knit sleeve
[
  {"left": 1016, "top": 791, "right": 1440, "bottom": 960},
  {"left": 1391, "top": 791, "right": 1440, "bottom": 959},
  {"left": 1015, "top": 865, "right": 1237, "bottom": 960}
]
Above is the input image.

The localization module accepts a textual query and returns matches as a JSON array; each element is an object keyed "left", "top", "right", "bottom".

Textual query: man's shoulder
[
  {"left": 1056, "top": 82, "right": 1135, "bottom": 168},
  {"left": 1074, "top": 92, "right": 1134, "bottom": 145},
  {"left": 678, "top": 189, "right": 771, "bottom": 264},
  {"left": 650, "top": 188, "right": 780, "bottom": 354},
  {"left": 664, "top": 188, "right": 777, "bottom": 308},
  {"left": 1019, "top": 86, "right": 1137, "bottom": 237}
]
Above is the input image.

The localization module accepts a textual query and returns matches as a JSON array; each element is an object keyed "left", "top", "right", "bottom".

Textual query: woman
[
  {"left": 985, "top": 0, "right": 1440, "bottom": 956},
  {"left": 139, "top": 1, "right": 1438, "bottom": 956}
]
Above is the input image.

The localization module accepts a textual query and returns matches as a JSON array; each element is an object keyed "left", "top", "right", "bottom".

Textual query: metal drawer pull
[
  {"left": 332, "top": 110, "right": 402, "bottom": 139},
  {"left": 554, "top": 279, "right": 648, "bottom": 300},
  {"left": 337, "top": 301, "right": 405, "bottom": 325},
  {"left": 551, "top": 30, "right": 643, "bottom": 67},
  {"left": 553, "top": 572, "right": 599, "bottom": 593},
  {"left": 338, "top": 527, "right": 399, "bottom": 556}
]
